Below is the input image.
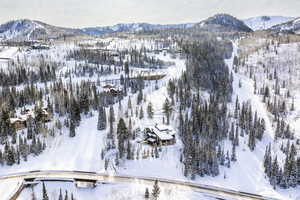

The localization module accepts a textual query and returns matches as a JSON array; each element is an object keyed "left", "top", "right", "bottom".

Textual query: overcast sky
[{"left": 0, "top": 0, "right": 299, "bottom": 28}]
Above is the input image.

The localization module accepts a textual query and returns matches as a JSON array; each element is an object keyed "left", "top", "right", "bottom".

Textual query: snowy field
[
  {"left": 0, "top": 178, "right": 23, "bottom": 200},
  {"left": 18, "top": 181, "right": 222, "bottom": 200}
]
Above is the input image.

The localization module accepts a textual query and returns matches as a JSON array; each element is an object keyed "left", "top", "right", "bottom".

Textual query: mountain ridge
[
  {"left": 243, "top": 16, "right": 295, "bottom": 31},
  {"left": 269, "top": 17, "right": 300, "bottom": 34},
  {"left": 3, "top": 14, "right": 293, "bottom": 41}
]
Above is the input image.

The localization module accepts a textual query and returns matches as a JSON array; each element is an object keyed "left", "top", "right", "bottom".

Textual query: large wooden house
[
  {"left": 9, "top": 107, "right": 52, "bottom": 130},
  {"left": 144, "top": 124, "right": 176, "bottom": 146}
]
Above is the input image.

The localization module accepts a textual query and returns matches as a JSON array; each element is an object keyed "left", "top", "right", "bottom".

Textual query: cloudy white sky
[{"left": 1, "top": 0, "right": 299, "bottom": 28}]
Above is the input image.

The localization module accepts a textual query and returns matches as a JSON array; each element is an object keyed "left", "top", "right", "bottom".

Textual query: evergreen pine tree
[
  {"left": 97, "top": 106, "right": 107, "bottom": 130},
  {"left": 58, "top": 188, "right": 63, "bottom": 200},
  {"left": 42, "top": 182, "right": 49, "bottom": 200},
  {"left": 117, "top": 118, "right": 128, "bottom": 158},
  {"left": 145, "top": 188, "right": 149, "bottom": 199},
  {"left": 139, "top": 106, "right": 144, "bottom": 119},
  {"left": 163, "top": 98, "right": 172, "bottom": 125},
  {"left": 64, "top": 190, "right": 68, "bottom": 200},
  {"left": 69, "top": 120, "right": 76, "bottom": 137},
  {"left": 147, "top": 102, "right": 154, "bottom": 119},
  {"left": 151, "top": 180, "right": 160, "bottom": 200}
]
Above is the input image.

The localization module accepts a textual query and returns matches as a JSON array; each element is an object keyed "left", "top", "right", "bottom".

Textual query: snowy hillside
[
  {"left": 270, "top": 17, "right": 300, "bottom": 34},
  {"left": 198, "top": 14, "right": 253, "bottom": 32},
  {"left": 0, "top": 19, "right": 44, "bottom": 40},
  {"left": 243, "top": 16, "right": 295, "bottom": 31},
  {"left": 0, "top": 19, "right": 82, "bottom": 41}
]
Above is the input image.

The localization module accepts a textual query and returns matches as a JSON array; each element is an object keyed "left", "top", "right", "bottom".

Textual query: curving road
[{"left": 0, "top": 170, "right": 279, "bottom": 200}]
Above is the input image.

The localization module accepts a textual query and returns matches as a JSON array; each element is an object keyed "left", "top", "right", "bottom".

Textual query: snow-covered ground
[
  {"left": 232, "top": 41, "right": 300, "bottom": 199},
  {"left": 0, "top": 46, "right": 18, "bottom": 69},
  {"left": 1, "top": 37, "right": 300, "bottom": 200},
  {"left": 0, "top": 42, "right": 185, "bottom": 176},
  {"left": 0, "top": 178, "right": 23, "bottom": 200},
  {"left": 18, "top": 180, "right": 219, "bottom": 200},
  {"left": 0, "top": 113, "right": 105, "bottom": 173}
]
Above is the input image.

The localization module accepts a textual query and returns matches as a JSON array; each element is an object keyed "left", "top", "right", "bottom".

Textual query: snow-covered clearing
[
  {"left": 0, "top": 46, "right": 18, "bottom": 69},
  {"left": 0, "top": 178, "right": 22, "bottom": 200},
  {"left": 0, "top": 112, "right": 105, "bottom": 173},
  {"left": 18, "top": 180, "right": 223, "bottom": 200}
]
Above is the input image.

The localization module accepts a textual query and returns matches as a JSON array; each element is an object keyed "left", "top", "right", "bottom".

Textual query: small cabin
[
  {"left": 144, "top": 124, "right": 176, "bottom": 146},
  {"left": 74, "top": 179, "right": 97, "bottom": 188},
  {"left": 103, "top": 84, "right": 122, "bottom": 96}
]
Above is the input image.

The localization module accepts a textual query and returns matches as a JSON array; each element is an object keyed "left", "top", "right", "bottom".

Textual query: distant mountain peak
[
  {"left": 0, "top": 19, "right": 83, "bottom": 41},
  {"left": 199, "top": 13, "right": 253, "bottom": 32}
]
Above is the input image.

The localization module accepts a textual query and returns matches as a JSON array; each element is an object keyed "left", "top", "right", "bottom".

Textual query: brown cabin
[{"left": 103, "top": 84, "right": 122, "bottom": 96}]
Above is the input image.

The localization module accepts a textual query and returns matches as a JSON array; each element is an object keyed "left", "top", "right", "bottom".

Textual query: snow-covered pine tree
[
  {"left": 97, "top": 106, "right": 107, "bottom": 130},
  {"left": 151, "top": 180, "right": 160, "bottom": 200},
  {"left": 147, "top": 102, "right": 154, "bottom": 119},
  {"left": 145, "top": 188, "right": 149, "bottom": 199},
  {"left": 58, "top": 188, "right": 63, "bottom": 200},
  {"left": 42, "top": 182, "right": 49, "bottom": 200},
  {"left": 69, "top": 120, "right": 76, "bottom": 137},
  {"left": 163, "top": 98, "right": 172, "bottom": 125},
  {"left": 64, "top": 190, "right": 68, "bottom": 200}
]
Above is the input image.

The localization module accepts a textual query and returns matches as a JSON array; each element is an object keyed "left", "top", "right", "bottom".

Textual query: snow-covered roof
[
  {"left": 155, "top": 124, "right": 173, "bottom": 132},
  {"left": 103, "top": 84, "right": 114, "bottom": 89},
  {"left": 151, "top": 127, "right": 174, "bottom": 141},
  {"left": 155, "top": 124, "right": 175, "bottom": 136},
  {"left": 9, "top": 118, "right": 26, "bottom": 123}
]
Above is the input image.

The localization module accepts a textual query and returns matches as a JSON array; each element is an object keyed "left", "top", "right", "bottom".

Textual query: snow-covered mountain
[
  {"left": 269, "top": 17, "right": 300, "bottom": 34},
  {"left": 82, "top": 23, "right": 196, "bottom": 35},
  {"left": 0, "top": 14, "right": 279, "bottom": 41},
  {"left": 243, "top": 16, "right": 295, "bottom": 31},
  {"left": 0, "top": 14, "right": 252, "bottom": 41},
  {"left": 197, "top": 14, "right": 253, "bottom": 32},
  {"left": 0, "top": 19, "right": 82, "bottom": 41},
  {"left": 0, "top": 20, "right": 196, "bottom": 40}
]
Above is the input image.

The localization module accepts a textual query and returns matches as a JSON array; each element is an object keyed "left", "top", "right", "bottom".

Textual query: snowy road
[{"left": 2, "top": 170, "right": 278, "bottom": 200}]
